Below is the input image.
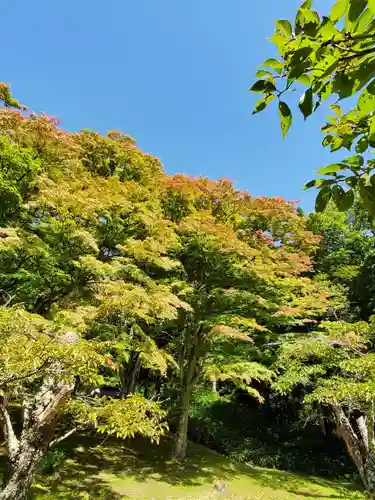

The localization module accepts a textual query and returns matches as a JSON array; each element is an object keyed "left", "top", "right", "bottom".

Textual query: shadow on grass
[{"left": 29, "top": 434, "right": 365, "bottom": 499}]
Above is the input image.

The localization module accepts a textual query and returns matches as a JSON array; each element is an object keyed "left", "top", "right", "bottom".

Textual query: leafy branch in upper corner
[{"left": 250, "top": 0, "right": 375, "bottom": 215}]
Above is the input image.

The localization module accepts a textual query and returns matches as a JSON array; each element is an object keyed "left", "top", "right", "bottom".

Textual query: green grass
[{"left": 30, "top": 435, "right": 366, "bottom": 499}]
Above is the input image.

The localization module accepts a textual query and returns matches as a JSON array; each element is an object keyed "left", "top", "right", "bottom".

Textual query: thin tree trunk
[
  {"left": 212, "top": 379, "right": 217, "bottom": 393},
  {"left": 318, "top": 404, "right": 326, "bottom": 436},
  {"left": 126, "top": 353, "right": 141, "bottom": 396},
  {"left": 172, "top": 323, "right": 202, "bottom": 461},
  {"left": 173, "top": 388, "right": 191, "bottom": 461}
]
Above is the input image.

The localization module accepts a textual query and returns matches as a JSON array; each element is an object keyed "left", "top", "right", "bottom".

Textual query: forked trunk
[{"left": 332, "top": 405, "right": 375, "bottom": 498}]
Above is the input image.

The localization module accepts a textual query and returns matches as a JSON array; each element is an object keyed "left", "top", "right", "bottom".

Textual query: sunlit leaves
[
  {"left": 316, "top": 163, "right": 344, "bottom": 175},
  {"left": 358, "top": 80, "right": 375, "bottom": 115},
  {"left": 275, "top": 20, "right": 292, "bottom": 36},
  {"left": 330, "top": 0, "right": 349, "bottom": 22},
  {"left": 250, "top": 0, "right": 375, "bottom": 214}
]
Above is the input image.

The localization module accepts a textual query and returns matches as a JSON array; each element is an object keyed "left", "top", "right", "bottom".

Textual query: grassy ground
[{"left": 30, "top": 436, "right": 366, "bottom": 500}]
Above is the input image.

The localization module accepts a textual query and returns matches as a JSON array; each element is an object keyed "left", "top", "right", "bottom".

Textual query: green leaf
[
  {"left": 371, "top": 174, "right": 375, "bottom": 187},
  {"left": 304, "top": 179, "right": 318, "bottom": 190},
  {"left": 356, "top": 137, "right": 369, "bottom": 153},
  {"left": 301, "top": 0, "right": 312, "bottom": 8},
  {"left": 330, "top": 104, "right": 342, "bottom": 118},
  {"left": 322, "top": 135, "right": 334, "bottom": 147},
  {"left": 359, "top": 183, "right": 375, "bottom": 215},
  {"left": 298, "top": 88, "right": 313, "bottom": 120},
  {"left": 346, "top": 176, "right": 359, "bottom": 187},
  {"left": 269, "top": 32, "right": 289, "bottom": 56},
  {"left": 342, "top": 155, "right": 364, "bottom": 167},
  {"left": 369, "top": 116, "right": 375, "bottom": 144},
  {"left": 249, "top": 80, "right": 276, "bottom": 93},
  {"left": 278, "top": 101, "right": 292, "bottom": 138},
  {"left": 315, "top": 187, "right": 332, "bottom": 212},
  {"left": 331, "top": 185, "right": 354, "bottom": 211},
  {"left": 332, "top": 185, "right": 345, "bottom": 204},
  {"left": 353, "top": 8, "right": 373, "bottom": 33},
  {"left": 295, "top": 8, "right": 305, "bottom": 34},
  {"left": 318, "top": 18, "right": 338, "bottom": 40},
  {"left": 358, "top": 80, "right": 375, "bottom": 116},
  {"left": 252, "top": 94, "right": 276, "bottom": 115},
  {"left": 369, "top": 0, "right": 375, "bottom": 15},
  {"left": 316, "top": 163, "right": 345, "bottom": 175},
  {"left": 298, "top": 74, "right": 311, "bottom": 86},
  {"left": 261, "top": 58, "right": 284, "bottom": 72},
  {"left": 275, "top": 20, "right": 292, "bottom": 36},
  {"left": 337, "top": 188, "right": 355, "bottom": 211},
  {"left": 330, "top": 0, "right": 349, "bottom": 22},
  {"left": 346, "top": 0, "right": 367, "bottom": 32},
  {"left": 256, "top": 70, "right": 273, "bottom": 78}
]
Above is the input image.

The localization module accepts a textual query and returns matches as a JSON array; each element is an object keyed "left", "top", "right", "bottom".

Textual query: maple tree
[{"left": 0, "top": 104, "right": 339, "bottom": 498}]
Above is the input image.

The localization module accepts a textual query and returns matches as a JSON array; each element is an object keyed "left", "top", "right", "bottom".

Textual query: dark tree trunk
[
  {"left": 126, "top": 353, "right": 141, "bottom": 396},
  {"left": 172, "top": 323, "right": 203, "bottom": 461},
  {"left": 173, "top": 388, "right": 191, "bottom": 461}
]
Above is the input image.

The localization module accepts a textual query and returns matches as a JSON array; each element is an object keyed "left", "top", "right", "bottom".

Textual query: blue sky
[{"left": 3, "top": 0, "right": 338, "bottom": 211}]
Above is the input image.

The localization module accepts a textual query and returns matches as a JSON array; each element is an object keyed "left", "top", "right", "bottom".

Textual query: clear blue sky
[{"left": 3, "top": 0, "right": 339, "bottom": 212}]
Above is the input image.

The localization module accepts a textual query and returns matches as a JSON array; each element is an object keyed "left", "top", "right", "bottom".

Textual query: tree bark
[
  {"left": 212, "top": 379, "right": 217, "bottom": 393},
  {"left": 332, "top": 404, "right": 375, "bottom": 498},
  {"left": 0, "top": 436, "right": 46, "bottom": 500},
  {"left": 173, "top": 388, "right": 191, "bottom": 461},
  {"left": 126, "top": 353, "right": 141, "bottom": 396},
  {"left": 0, "top": 364, "right": 75, "bottom": 499},
  {"left": 172, "top": 323, "right": 202, "bottom": 461}
]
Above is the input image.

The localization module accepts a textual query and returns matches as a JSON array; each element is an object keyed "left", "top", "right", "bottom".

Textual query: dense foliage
[
  {"left": 2, "top": 78, "right": 375, "bottom": 498},
  {"left": 250, "top": 0, "right": 375, "bottom": 216}
]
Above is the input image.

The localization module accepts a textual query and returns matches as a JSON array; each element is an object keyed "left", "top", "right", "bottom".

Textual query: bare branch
[{"left": 49, "top": 428, "right": 77, "bottom": 448}]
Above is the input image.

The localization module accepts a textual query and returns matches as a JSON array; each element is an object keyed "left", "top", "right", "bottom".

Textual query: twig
[{"left": 49, "top": 428, "right": 77, "bottom": 448}]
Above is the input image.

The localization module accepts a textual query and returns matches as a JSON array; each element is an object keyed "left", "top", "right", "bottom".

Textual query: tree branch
[
  {"left": 49, "top": 428, "right": 77, "bottom": 448},
  {"left": 0, "top": 360, "right": 50, "bottom": 388},
  {"left": 0, "top": 399, "right": 19, "bottom": 460},
  {"left": 339, "top": 47, "right": 375, "bottom": 61}
]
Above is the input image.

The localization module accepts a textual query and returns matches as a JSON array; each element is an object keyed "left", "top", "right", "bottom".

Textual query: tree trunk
[
  {"left": 172, "top": 322, "right": 203, "bottom": 461},
  {"left": 364, "top": 454, "right": 375, "bottom": 499},
  {"left": 173, "top": 389, "right": 191, "bottom": 461},
  {"left": 0, "top": 440, "right": 45, "bottom": 500},
  {"left": 332, "top": 404, "right": 375, "bottom": 497},
  {"left": 126, "top": 353, "right": 141, "bottom": 396},
  {"left": 0, "top": 361, "right": 75, "bottom": 499},
  {"left": 212, "top": 379, "right": 217, "bottom": 393}
]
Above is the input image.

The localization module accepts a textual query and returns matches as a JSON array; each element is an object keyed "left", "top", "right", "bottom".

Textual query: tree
[
  {"left": 0, "top": 84, "right": 26, "bottom": 110},
  {"left": 0, "top": 109, "right": 182, "bottom": 498},
  {"left": 158, "top": 176, "right": 336, "bottom": 460},
  {"left": 275, "top": 320, "right": 375, "bottom": 497},
  {"left": 250, "top": 0, "right": 375, "bottom": 215},
  {"left": 0, "top": 307, "right": 166, "bottom": 500}
]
